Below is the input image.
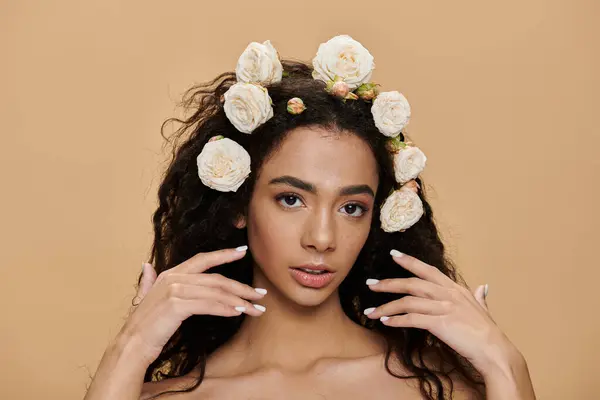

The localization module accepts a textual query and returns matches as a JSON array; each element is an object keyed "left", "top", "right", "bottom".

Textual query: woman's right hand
[{"left": 120, "top": 246, "right": 266, "bottom": 365}]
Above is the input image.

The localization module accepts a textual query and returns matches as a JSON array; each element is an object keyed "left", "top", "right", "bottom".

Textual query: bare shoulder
[
  {"left": 388, "top": 349, "right": 484, "bottom": 400},
  {"left": 139, "top": 351, "right": 483, "bottom": 400},
  {"left": 433, "top": 356, "right": 485, "bottom": 400}
]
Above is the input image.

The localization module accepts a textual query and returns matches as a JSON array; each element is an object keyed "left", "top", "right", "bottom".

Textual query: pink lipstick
[{"left": 289, "top": 266, "right": 335, "bottom": 288}]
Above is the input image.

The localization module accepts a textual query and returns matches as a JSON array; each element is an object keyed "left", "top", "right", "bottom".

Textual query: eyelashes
[{"left": 274, "top": 193, "right": 369, "bottom": 218}]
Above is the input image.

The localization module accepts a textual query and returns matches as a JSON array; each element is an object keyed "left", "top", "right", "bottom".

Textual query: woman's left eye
[{"left": 340, "top": 203, "right": 367, "bottom": 217}]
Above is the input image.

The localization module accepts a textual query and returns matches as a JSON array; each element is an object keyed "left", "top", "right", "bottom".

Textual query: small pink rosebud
[
  {"left": 287, "top": 97, "right": 306, "bottom": 115},
  {"left": 330, "top": 81, "right": 350, "bottom": 98},
  {"left": 208, "top": 135, "right": 225, "bottom": 142},
  {"left": 400, "top": 180, "right": 421, "bottom": 193}
]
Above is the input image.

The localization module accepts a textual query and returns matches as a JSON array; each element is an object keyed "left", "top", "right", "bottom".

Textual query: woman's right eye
[{"left": 276, "top": 194, "right": 304, "bottom": 208}]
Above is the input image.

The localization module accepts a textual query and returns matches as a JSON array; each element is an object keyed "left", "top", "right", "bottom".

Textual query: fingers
[
  {"left": 165, "top": 283, "right": 266, "bottom": 317},
  {"left": 389, "top": 249, "right": 455, "bottom": 287},
  {"left": 137, "top": 247, "right": 268, "bottom": 318},
  {"left": 173, "top": 298, "right": 252, "bottom": 319},
  {"left": 364, "top": 296, "right": 448, "bottom": 319},
  {"left": 379, "top": 313, "right": 433, "bottom": 329},
  {"left": 138, "top": 263, "right": 158, "bottom": 298},
  {"left": 473, "top": 284, "right": 489, "bottom": 311},
  {"left": 133, "top": 263, "right": 158, "bottom": 306},
  {"left": 175, "top": 246, "right": 248, "bottom": 274},
  {"left": 367, "top": 277, "right": 450, "bottom": 300},
  {"left": 158, "top": 272, "right": 267, "bottom": 316},
  {"left": 160, "top": 272, "right": 266, "bottom": 303},
  {"left": 192, "top": 273, "right": 267, "bottom": 302}
]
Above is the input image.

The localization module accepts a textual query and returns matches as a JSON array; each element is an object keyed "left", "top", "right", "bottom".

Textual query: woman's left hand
[{"left": 364, "top": 249, "right": 521, "bottom": 377}]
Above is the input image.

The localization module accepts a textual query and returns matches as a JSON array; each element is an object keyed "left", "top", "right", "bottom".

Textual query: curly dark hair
[{"left": 137, "top": 60, "right": 486, "bottom": 399}]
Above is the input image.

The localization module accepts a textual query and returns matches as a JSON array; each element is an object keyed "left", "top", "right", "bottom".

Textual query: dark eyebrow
[{"left": 268, "top": 175, "right": 375, "bottom": 198}]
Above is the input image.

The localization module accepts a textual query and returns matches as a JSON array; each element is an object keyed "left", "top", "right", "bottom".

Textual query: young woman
[{"left": 84, "top": 35, "right": 536, "bottom": 400}]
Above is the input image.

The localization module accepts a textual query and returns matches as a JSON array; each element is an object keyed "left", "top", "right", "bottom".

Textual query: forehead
[{"left": 258, "top": 126, "right": 379, "bottom": 190}]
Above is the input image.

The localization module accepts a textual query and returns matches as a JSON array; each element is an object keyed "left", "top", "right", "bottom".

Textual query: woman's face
[{"left": 242, "top": 126, "right": 379, "bottom": 307}]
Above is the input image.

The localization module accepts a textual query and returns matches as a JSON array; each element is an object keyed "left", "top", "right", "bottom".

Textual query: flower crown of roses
[{"left": 196, "top": 34, "right": 427, "bottom": 233}]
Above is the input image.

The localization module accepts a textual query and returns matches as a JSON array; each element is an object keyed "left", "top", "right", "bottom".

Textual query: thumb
[
  {"left": 134, "top": 262, "right": 158, "bottom": 305},
  {"left": 473, "top": 284, "right": 489, "bottom": 311}
]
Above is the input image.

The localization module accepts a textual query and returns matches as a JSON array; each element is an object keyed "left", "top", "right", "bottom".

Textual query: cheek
[
  {"left": 338, "top": 224, "right": 370, "bottom": 259},
  {"left": 247, "top": 202, "right": 297, "bottom": 265}
]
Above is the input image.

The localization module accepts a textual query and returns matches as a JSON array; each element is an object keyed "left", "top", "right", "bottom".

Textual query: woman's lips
[{"left": 289, "top": 268, "right": 335, "bottom": 288}]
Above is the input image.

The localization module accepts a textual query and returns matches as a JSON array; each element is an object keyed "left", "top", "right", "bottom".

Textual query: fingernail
[
  {"left": 380, "top": 316, "right": 390, "bottom": 322},
  {"left": 236, "top": 245, "right": 248, "bottom": 252},
  {"left": 390, "top": 249, "right": 404, "bottom": 258},
  {"left": 141, "top": 262, "right": 145, "bottom": 272},
  {"left": 366, "top": 279, "right": 380, "bottom": 285},
  {"left": 364, "top": 307, "right": 376, "bottom": 315},
  {"left": 254, "top": 288, "right": 267, "bottom": 295},
  {"left": 253, "top": 304, "right": 266, "bottom": 312},
  {"left": 484, "top": 284, "right": 489, "bottom": 298},
  {"left": 235, "top": 306, "right": 246, "bottom": 312}
]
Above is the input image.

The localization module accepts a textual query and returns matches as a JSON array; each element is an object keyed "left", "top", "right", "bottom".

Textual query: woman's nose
[{"left": 301, "top": 209, "right": 336, "bottom": 253}]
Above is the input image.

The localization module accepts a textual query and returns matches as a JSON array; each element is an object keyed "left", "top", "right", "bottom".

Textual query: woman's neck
[{"left": 206, "top": 265, "right": 386, "bottom": 376}]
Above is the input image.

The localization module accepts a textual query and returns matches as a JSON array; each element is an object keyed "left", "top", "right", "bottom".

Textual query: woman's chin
[{"left": 285, "top": 285, "right": 338, "bottom": 308}]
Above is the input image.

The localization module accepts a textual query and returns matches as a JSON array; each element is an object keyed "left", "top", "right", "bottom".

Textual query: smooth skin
[
  {"left": 84, "top": 127, "right": 535, "bottom": 400},
  {"left": 83, "top": 247, "right": 267, "bottom": 400},
  {"left": 367, "top": 250, "right": 536, "bottom": 399}
]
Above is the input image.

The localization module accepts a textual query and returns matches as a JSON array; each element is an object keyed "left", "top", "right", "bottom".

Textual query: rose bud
[
  {"left": 385, "top": 136, "right": 407, "bottom": 153},
  {"left": 401, "top": 180, "right": 421, "bottom": 193},
  {"left": 356, "top": 83, "right": 380, "bottom": 100},
  {"left": 330, "top": 80, "right": 350, "bottom": 98},
  {"left": 208, "top": 135, "right": 225, "bottom": 142},
  {"left": 287, "top": 97, "right": 306, "bottom": 115}
]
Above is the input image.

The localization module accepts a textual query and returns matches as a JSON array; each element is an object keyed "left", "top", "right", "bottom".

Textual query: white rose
[
  {"left": 196, "top": 137, "right": 251, "bottom": 192},
  {"left": 393, "top": 146, "right": 427, "bottom": 184},
  {"left": 312, "top": 35, "right": 375, "bottom": 90},
  {"left": 371, "top": 91, "right": 411, "bottom": 137},
  {"left": 235, "top": 40, "right": 283, "bottom": 85},
  {"left": 223, "top": 82, "right": 274, "bottom": 134},
  {"left": 379, "top": 186, "right": 424, "bottom": 233}
]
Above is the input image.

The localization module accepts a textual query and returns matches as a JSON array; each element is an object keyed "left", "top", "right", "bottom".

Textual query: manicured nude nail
[
  {"left": 236, "top": 245, "right": 248, "bottom": 252},
  {"left": 235, "top": 306, "right": 246, "bottom": 312},
  {"left": 254, "top": 288, "right": 267, "bottom": 295},
  {"left": 364, "top": 307, "right": 376, "bottom": 315},
  {"left": 390, "top": 249, "right": 404, "bottom": 258},
  {"left": 366, "top": 279, "right": 380, "bottom": 285},
  {"left": 253, "top": 304, "right": 266, "bottom": 312},
  {"left": 484, "top": 284, "right": 489, "bottom": 297},
  {"left": 380, "top": 316, "right": 390, "bottom": 322}
]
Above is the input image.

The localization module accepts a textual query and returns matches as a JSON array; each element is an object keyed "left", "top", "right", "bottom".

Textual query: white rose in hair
[
  {"left": 223, "top": 82, "right": 274, "bottom": 134},
  {"left": 312, "top": 35, "right": 375, "bottom": 90},
  {"left": 196, "top": 137, "right": 251, "bottom": 192},
  {"left": 379, "top": 185, "right": 424, "bottom": 233},
  {"left": 393, "top": 146, "right": 427, "bottom": 184},
  {"left": 371, "top": 91, "right": 411, "bottom": 137},
  {"left": 236, "top": 40, "right": 283, "bottom": 85}
]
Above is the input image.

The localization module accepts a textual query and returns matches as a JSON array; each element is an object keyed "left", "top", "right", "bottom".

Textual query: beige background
[{"left": 1, "top": 0, "right": 598, "bottom": 399}]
